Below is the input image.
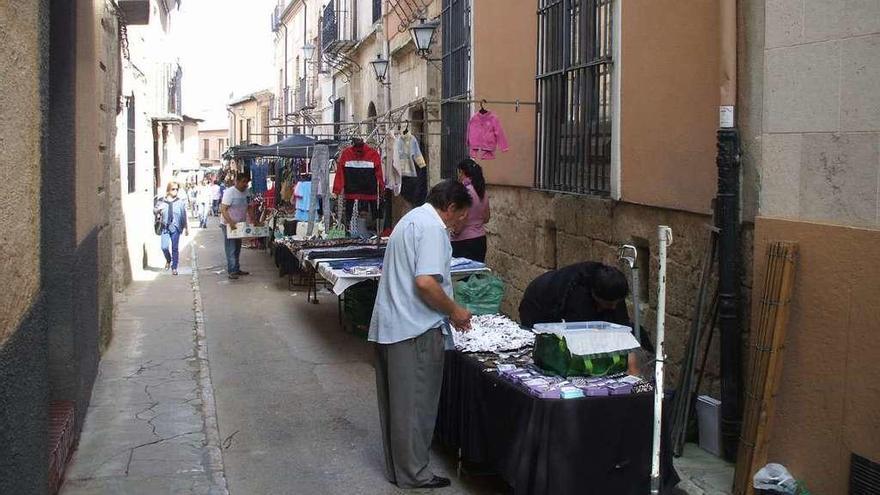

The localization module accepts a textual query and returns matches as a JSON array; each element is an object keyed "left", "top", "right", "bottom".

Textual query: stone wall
[
  {"left": 758, "top": 0, "right": 880, "bottom": 228},
  {"left": 485, "top": 185, "right": 754, "bottom": 393},
  {"left": 98, "top": 2, "right": 121, "bottom": 351},
  {"left": 0, "top": 1, "right": 44, "bottom": 346}
]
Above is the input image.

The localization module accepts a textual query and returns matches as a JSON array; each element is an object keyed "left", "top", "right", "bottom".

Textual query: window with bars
[
  {"left": 440, "top": 0, "right": 470, "bottom": 179},
  {"left": 372, "top": 0, "right": 382, "bottom": 23},
  {"left": 126, "top": 95, "right": 136, "bottom": 193},
  {"left": 535, "top": 0, "right": 613, "bottom": 195}
]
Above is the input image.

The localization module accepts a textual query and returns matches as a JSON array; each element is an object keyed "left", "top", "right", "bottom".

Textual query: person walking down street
[
  {"left": 197, "top": 179, "right": 211, "bottom": 228},
  {"left": 450, "top": 159, "right": 490, "bottom": 262},
  {"left": 210, "top": 179, "right": 222, "bottom": 216},
  {"left": 154, "top": 181, "right": 189, "bottom": 275},
  {"left": 220, "top": 172, "right": 251, "bottom": 280},
  {"left": 369, "top": 180, "right": 474, "bottom": 489}
]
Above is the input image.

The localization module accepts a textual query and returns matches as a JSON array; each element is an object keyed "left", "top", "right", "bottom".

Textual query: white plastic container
[{"left": 696, "top": 395, "right": 722, "bottom": 457}]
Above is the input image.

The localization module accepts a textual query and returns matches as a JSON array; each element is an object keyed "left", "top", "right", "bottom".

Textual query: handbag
[
  {"left": 153, "top": 199, "right": 164, "bottom": 235},
  {"left": 154, "top": 198, "right": 172, "bottom": 235}
]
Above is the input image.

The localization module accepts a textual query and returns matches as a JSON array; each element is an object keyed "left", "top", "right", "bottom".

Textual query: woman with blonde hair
[{"left": 154, "top": 181, "right": 189, "bottom": 275}]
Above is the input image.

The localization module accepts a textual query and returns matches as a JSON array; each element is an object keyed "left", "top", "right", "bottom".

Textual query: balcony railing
[
  {"left": 270, "top": 4, "right": 281, "bottom": 32},
  {"left": 321, "top": 1, "right": 357, "bottom": 54}
]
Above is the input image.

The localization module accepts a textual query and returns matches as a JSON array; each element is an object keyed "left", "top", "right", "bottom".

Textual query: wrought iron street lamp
[
  {"left": 370, "top": 53, "right": 390, "bottom": 84},
  {"left": 409, "top": 18, "right": 439, "bottom": 58},
  {"left": 302, "top": 43, "right": 316, "bottom": 62}
]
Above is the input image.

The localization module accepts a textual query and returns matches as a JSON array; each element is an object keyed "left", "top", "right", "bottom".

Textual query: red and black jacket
[{"left": 332, "top": 143, "right": 384, "bottom": 200}]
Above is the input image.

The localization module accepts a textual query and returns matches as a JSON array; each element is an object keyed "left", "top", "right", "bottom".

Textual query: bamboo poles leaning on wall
[{"left": 733, "top": 241, "right": 798, "bottom": 495}]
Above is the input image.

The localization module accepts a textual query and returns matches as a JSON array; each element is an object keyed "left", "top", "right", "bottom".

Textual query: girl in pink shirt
[{"left": 451, "top": 159, "right": 490, "bottom": 262}]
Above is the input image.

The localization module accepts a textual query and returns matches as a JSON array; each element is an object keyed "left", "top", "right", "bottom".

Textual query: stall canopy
[{"left": 224, "top": 135, "right": 338, "bottom": 160}]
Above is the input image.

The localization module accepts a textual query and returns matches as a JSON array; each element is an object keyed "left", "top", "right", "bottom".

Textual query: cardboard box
[{"left": 226, "top": 222, "right": 269, "bottom": 239}]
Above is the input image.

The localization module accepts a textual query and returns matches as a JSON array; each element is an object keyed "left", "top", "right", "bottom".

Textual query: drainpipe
[
  {"left": 716, "top": 0, "right": 741, "bottom": 462},
  {"left": 281, "top": 21, "right": 289, "bottom": 136},
  {"left": 226, "top": 106, "right": 235, "bottom": 148}
]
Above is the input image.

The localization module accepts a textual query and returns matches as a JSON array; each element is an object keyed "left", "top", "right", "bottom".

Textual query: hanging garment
[
  {"left": 384, "top": 130, "right": 402, "bottom": 196},
  {"left": 243, "top": 157, "right": 255, "bottom": 176},
  {"left": 294, "top": 181, "right": 311, "bottom": 221},
  {"left": 332, "top": 143, "right": 384, "bottom": 201},
  {"left": 307, "top": 144, "right": 330, "bottom": 236},
  {"left": 395, "top": 133, "right": 426, "bottom": 177},
  {"left": 400, "top": 164, "right": 428, "bottom": 207},
  {"left": 251, "top": 160, "right": 269, "bottom": 194},
  {"left": 467, "top": 110, "right": 509, "bottom": 160}
]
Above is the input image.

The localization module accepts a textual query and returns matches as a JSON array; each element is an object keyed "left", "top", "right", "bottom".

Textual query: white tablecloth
[{"left": 317, "top": 263, "right": 491, "bottom": 295}]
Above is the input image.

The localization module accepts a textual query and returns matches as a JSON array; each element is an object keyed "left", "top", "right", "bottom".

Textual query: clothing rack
[
  {"left": 439, "top": 97, "right": 540, "bottom": 112},
  {"left": 266, "top": 119, "right": 438, "bottom": 128}
]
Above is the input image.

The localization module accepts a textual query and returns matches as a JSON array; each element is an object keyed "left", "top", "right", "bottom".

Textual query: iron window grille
[
  {"left": 535, "top": 0, "right": 613, "bottom": 195},
  {"left": 440, "top": 0, "right": 470, "bottom": 179}
]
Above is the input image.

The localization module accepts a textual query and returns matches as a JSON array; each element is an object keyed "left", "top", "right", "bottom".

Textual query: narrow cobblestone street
[{"left": 61, "top": 221, "right": 509, "bottom": 494}]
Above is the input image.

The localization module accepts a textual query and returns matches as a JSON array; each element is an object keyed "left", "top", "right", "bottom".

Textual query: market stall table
[
  {"left": 436, "top": 350, "right": 680, "bottom": 495},
  {"left": 317, "top": 259, "right": 490, "bottom": 296},
  {"left": 272, "top": 237, "right": 386, "bottom": 296},
  {"left": 297, "top": 244, "right": 387, "bottom": 302},
  {"left": 313, "top": 258, "right": 491, "bottom": 332}
]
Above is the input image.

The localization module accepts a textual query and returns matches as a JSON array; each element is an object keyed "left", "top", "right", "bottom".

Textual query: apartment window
[
  {"left": 372, "top": 0, "right": 382, "bottom": 23},
  {"left": 239, "top": 119, "right": 245, "bottom": 144},
  {"left": 126, "top": 95, "right": 136, "bottom": 193},
  {"left": 246, "top": 118, "right": 253, "bottom": 143},
  {"left": 203, "top": 139, "right": 210, "bottom": 160},
  {"left": 217, "top": 138, "right": 224, "bottom": 158},
  {"left": 536, "top": 0, "right": 613, "bottom": 195}
]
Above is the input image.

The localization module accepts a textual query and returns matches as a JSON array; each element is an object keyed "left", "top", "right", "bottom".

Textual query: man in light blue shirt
[{"left": 369, "top": 180, "right": 473, "bottom": 489}]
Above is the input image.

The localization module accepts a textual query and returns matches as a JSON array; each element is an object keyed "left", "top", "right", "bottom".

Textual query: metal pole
[
  {"left": 651, "top": 226, "right": 673, "bottom": 495},
  {"left": 618, "top": 245, "right": 640, "bottom": 343}
]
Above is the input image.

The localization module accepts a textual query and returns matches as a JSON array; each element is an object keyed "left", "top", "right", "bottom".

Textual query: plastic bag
[
  {"left": 753, "top": 463, "right": 798, "bottom": 494},
  {"left": 533, "top": 333, "right": 628, "bottom": 377},
  {"left": 453, "top": 274, "right": 504, "bottom": 315}
]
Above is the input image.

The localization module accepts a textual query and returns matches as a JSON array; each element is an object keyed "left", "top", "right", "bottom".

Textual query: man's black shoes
[{"left": 417, "top": 476, "right": 451, "bottom": 489}]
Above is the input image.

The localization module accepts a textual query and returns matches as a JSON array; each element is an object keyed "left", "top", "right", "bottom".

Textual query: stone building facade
[
  {"left": 228, "top": 90, "right": 273, "bottom": 146},
  {"left": 465, "top": 0, "right": 879, "bottom": 489},
  {"left": 269, "top": 0, "right": 442, "bottom": 218},
  {"left": 114, "top": 0, "right": 187, "bottom": 284},
  {"left": 0, "top": 1, "right": 125, "bottom": 492},
  {"left": 454, "top": 0, "right": 747, "bottom": 396},
  {"left": 741, "top": 0, "right": 880, "bottom": 491},
  {"left": 199, "top": 128, "right": 230, "bottom": 167}
]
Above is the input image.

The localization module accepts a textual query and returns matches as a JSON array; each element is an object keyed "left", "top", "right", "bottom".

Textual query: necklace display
[{"left": 452, "top": 314, "right": 535, "bottom": 353}]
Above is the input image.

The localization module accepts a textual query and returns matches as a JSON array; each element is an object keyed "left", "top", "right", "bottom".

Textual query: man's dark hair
[
  {"left": 235, "top": 172, "right": 250, "bottom": 182},
  {"left": 593, "top": 264, "right": 629, "bottom": 301},
  {"left": 426, "top": 179, "right": 473, "bottom": 211}
]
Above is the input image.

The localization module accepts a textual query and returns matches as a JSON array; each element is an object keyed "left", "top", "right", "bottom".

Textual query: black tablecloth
[
  {"left": 274, "top": 242, "right": 301, "bottom": 276},
  {"left": 437, "top": 350, "right": 680, "bottom": 495}
]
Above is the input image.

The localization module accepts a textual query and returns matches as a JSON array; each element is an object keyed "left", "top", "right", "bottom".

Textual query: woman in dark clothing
[
  {"left": 154, "top": 181, "right": 189, "bottom": 275},
  {"left": 450, "top": 159, "right": 490, "bottom": 262},
  {"left": 519, "top": 262, "right": 642, "bottom": 374}
]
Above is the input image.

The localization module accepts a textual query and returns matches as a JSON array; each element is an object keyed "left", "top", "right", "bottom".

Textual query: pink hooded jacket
[{"left": 467, "top": 111, "right": 509, "bottom": 160}]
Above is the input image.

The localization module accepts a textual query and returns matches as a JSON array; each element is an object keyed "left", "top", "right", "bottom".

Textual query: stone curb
[{"left": 190, "top": 243, "right": 230, "bottom": 495}]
